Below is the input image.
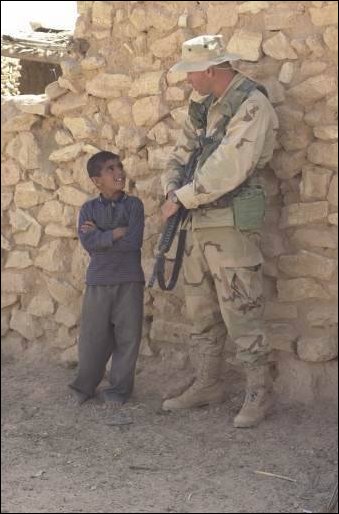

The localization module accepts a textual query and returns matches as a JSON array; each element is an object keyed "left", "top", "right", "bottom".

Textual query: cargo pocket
[{"left": 220, "top": 265, "right": 264, "bottom": 315}]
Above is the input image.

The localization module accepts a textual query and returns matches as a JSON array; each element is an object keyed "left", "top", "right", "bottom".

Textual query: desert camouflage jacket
[{"left": 162, "top": 73, "right": 279, "bottom": 211}]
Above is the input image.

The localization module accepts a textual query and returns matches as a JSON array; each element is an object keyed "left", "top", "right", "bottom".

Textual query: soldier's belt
[
  {"left": 202, "top": 193, "right": 233, "bottom": 209},
  {"left": 200, "top": 179, "right": 251, "bottom": 210},
  {"left": 200, "top": 184, "right": 266, "bottom": 231}
]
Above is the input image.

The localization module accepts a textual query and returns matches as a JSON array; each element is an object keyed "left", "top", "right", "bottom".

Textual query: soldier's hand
[
  {"left": 80, "top": 220, "right": 96, "bottom": 233},
  {"left": 112, "top": 227, "right": 127, "bottom": 240},
  {"left": 161, "top": 199, "right": 180, "bottom": 221}
]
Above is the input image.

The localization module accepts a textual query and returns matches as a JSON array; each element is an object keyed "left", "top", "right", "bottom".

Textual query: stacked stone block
[{"left": 1, "top": 1, "right": 338, "bottom": 377}]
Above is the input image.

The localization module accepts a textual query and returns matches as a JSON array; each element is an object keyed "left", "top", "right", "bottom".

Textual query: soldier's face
[{"left": 187, "top": 70, "right": 213, "bottom": 95}]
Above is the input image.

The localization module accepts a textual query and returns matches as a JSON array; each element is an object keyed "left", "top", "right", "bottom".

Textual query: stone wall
[
  {"left": 1, "top": 1, "right": 338, "bottom": 401},
  {"left": 1, "top": 57, "right": 21, "bottom": 96}
]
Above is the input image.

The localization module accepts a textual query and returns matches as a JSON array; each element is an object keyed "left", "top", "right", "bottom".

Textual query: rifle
[{"left": 148, "top": 145, "right": 202, "bottom": 291}]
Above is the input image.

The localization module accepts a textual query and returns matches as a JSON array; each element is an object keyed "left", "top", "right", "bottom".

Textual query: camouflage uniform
[
  {"left": 161, "top": 54, "right": 279, "bottom": 424},
  {"left": 163, "top": 72, "right": 278, "bottom": 367}
]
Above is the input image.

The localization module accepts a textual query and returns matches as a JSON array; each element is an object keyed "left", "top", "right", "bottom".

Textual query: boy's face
[{"left": 92, "top": 158, "right": 126, "bottom": 196}]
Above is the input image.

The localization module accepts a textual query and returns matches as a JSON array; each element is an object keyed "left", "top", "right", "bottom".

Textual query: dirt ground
[{"left": 1, "top": 355, "right": 338, "bottom": 514}]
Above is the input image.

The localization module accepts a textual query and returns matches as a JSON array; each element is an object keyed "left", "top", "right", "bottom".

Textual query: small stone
[
  {"left": 6, "top": 132, "right": 40, "bottom": 170},
  {"left": 5, "top": 251, "right": 32, "bottom": 269},
  {"left": 2, "top": 113, "right": 39, "bottom": 132},
  {"left": 92, "top": 1, "right": 113, "bottom": 28},
  {"left": 13, "top": 94, "right": 50, "bottom": 116},
  {"left": 309, "top": 4, "right": 338, "bottom": 26},
  {"left": 115, "top": 127, "right": 147, "bottom": 151},
  {"left": 108, "top": 98, "right": 133, "bottom": 126},
  {"left": 55, "top": 303, "right": 80, "bottom": 328},
  {"left": 227, "top": 29, "right": 262, "bottom": 62},
  {"left": 165, "top": 87, "right": 185, "bottom": 102},
  {"left": 30, "top": 170, "right": 56, "bottom": 190},
  {"left": 263, "top": 32, "right": 297, "bottom": 60},
  {"left": 1, "top": 160, "right": 21, "bottom": 186},
  {"left": 1, "top": 293, "right": 18, "bottom": 309},
  {"left": 63, "top": 117, "right": 96, "bottom": 140},
  {"left": 49, "top": 143, "right": 84, "bottom": 163},
  {"left": 307, "top": 142, "right": 338, "bottom": 169},
  {"left": 50, "top": 93, "right": 88, "bottom": 117},
  {"left": 55, "top": 129, "right": 73, "bottom": 146},
  {"left": 271, "top": 150, "right": 306, "bottom": 180},
  {"left": 13, "top": 221, "right": 42, "bottom": 247},
  {"left": 328, "top": 175, "right": 338, "bottom": 207},
  {"left": 306, "top": 34, "right": 325, "bottom": 57},
  {"left": 313, "top": 125, "right": 338, "bottom": 141},
  {"left": 328, "top": 213, "right": 338, "bottom": 226},
  {"left": 45, "top": 224, "right": 76, "bottom": 238},
  {"left": 300, "top": 165, "right": 333, "bottom": 201},
  {"left": 323, "top": 26, "right": 338, "bottom": 52},
  {"left": 86, "top": 73, "right": 132, "bottom": 98},
  {"left": 27, "top": 294, "right": 55, "bottom": 317},
  {"left": 300, "top": 61, "right": 327, "bottom": 79},
  {"left": 1, "top": 234, "right": 11, "bottom": 251},
  {"left": 207, "top": 3, "right": 238, "bottom": 32},
  {"left": 280, "top": 202, "right": 329, "bottom": 228},
  {"left": 297, "top": 332, "right": 337, "bottom": 362},
  {"left": 150, "top": 30, "right": 188, "bottom": 59},
  {"left": 291, "top": 227, "right": 338, "bottom": 250},
  {"left": 45, "top": 81, "right": 67, "bottom": 100},
  {"left": 14, "top": 182, "right": 49, "bottom": 209},
  {"left": 277, "top": 278, "right": 329, "bottom": 302},
  {"left": 80, "top": 55, "right": 106, "bottom": 70},
  {"left": 304, "top": 302, "right": 338, "bottom": 327},
  {"left": 45, "top": 277, "right": 79, "bottom": 306},
  {"left": 278, "top": 251, "right": 337, "bottom": 281},
  {"left": 148, "top": 147, "right": 173, "bottom": 170},
  {"left": 238, "top": 1, "right": 269, "bottom": 14},
  {"left": 279, "top": 62, "right": 295, "bottom": 84},
  {"left": 57, "top": 186, "right": 89, "bottom": 207},
  {"left": 129, "top": 71, "right": 164, "bottom": 98},
  {"left": 1, "top": 191, "right": 13, "bottom": 210},
  {"left": 10, "top": 309, "right": 44, "bottom": 341},
  {"left": 288, "top": 75, "right": 337, "bottom": 105},
  {"left": 35, "top": 240, "right": 66, "bottom": 272}
]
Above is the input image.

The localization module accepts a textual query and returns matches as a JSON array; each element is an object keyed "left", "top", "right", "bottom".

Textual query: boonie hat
[{"left": 170, "top": 35, "right": 240, "bottom": 73}]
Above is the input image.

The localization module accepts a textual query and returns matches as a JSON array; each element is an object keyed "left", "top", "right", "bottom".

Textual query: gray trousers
[{"left": 70, "top": 283, "right": 144, "bottom": 401}]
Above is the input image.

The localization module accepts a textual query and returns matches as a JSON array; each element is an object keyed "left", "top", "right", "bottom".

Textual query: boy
[{"left": 69, "top": 151, "right": 145, "bottom": 406}]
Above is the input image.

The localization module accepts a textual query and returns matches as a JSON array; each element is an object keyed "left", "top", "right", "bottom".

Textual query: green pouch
[{"left": 232, "top": 186, "right": 265, "bottom": 231}]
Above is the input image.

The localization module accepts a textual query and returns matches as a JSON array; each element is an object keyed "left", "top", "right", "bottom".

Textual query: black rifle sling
[
  {"left": 156, "top": 226, "right": 188, "bottom": 291},
  {"left": 151, "top": 148, "right": 201, "bottom": 291}
]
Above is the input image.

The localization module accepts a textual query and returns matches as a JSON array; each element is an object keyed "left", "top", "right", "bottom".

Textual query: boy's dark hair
[{"left": 87, "top": 151, "right": 120, "bottom": 178}]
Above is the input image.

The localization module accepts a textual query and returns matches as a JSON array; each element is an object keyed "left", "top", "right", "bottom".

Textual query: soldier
[{"left": 161, "top": 35, "right": 279, "bottom": 428}]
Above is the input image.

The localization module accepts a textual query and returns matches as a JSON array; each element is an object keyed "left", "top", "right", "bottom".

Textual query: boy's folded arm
[
  {"left": 77, "top": 199, "right": 144, "bottom": 253},
  {"left": 78, "top": 225, "right": 114, "bottom": 252},
  {"left": 77, "top": 204, "right": 114, "bottom": 252},
  {"left": 111, "top": 200, "right": 144, "bottom": 252}
]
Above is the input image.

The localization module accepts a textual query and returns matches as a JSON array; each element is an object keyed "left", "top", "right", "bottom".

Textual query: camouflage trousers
[{"left": 183, "top": 224, "right": 271, "bottom": 368}]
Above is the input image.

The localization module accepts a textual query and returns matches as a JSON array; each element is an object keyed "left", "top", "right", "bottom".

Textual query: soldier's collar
[{"left": 213, "top": 73, "right": 243, "bottom": 106}]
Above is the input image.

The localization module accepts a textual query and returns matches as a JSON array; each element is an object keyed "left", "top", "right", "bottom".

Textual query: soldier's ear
[{"left": 206, "top": 67, "right": 215, "bottom": 78}]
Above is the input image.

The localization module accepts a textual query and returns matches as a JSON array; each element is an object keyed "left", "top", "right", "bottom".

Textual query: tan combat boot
[
  {"left": 162, "top": 353, "right": 225, "bottom": 411},
  {"left": 233, "top": 364, "right": 273, "bottom": 428}
]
